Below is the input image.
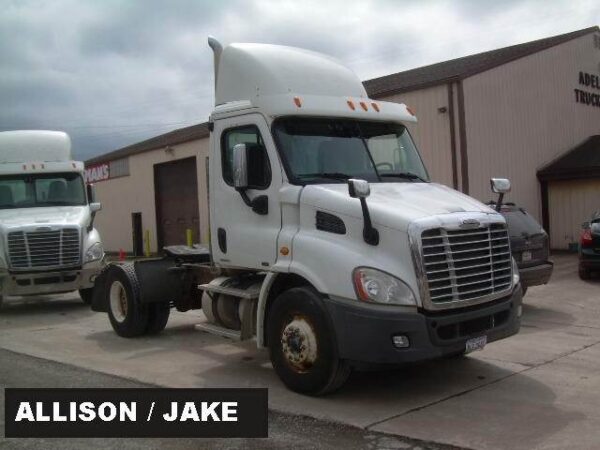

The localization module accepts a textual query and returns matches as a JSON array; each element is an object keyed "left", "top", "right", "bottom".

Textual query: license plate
[
  {"left": 465, "top": 335, "right": 487, "bottom": 353},
  {"left": 521, "top": 250, "right": 532, "bottom": 262}
]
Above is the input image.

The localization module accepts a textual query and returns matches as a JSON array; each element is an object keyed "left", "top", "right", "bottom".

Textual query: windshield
[
  {"left": 272, "top": 118, "right": 429, "bottom": 184},
  {"left": 0, "top": 173, "right": 86, "bottom": 209}
]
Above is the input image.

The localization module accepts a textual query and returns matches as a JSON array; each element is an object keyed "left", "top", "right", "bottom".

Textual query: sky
[{"left": 1, "top": 0, "right": 599, "bottom": 161}]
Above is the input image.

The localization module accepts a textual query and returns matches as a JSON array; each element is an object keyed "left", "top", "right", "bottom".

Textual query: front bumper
[
  {"left": 518, "top": 262, "right": 553, "bottom": 288},
  {"left": 0, "top": 262, "right": 103, "bottom": 296},
  {"left": 580, "top": 248, "right": 600, "bottom": 270},
  {"left": 324, "top": 284, "right": 522, "bottom": 366}
]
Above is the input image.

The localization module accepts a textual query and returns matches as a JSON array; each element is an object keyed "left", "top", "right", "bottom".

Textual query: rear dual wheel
[
  {"left": 106, "top": 264, "right": 169, "bottom": 337},
  {"left": 267, "top": 286, "right": 350, "bottom": 396}
]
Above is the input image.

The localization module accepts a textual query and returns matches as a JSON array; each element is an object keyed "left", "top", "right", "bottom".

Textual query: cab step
[{"left": 194, "top": 322, "right": 242, "bottom": 341}]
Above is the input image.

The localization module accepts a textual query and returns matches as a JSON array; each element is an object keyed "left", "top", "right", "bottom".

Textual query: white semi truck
[
  {"left": 0, "top": 130, "right": 105, "bottom": 307},
  {"left": 91, "top": 39, "right": 522, "bottom": 395}
]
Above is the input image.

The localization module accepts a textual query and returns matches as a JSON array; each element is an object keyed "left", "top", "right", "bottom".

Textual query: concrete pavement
[{"left": 1, "top": 253, "right": 599, "bottom": 449}]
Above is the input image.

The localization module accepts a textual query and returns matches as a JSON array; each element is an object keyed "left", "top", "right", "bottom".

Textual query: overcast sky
[{"left": 2, "top": 0, "right": 599, "bottom": 161}]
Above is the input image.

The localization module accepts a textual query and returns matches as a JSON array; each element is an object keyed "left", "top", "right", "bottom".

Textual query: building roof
[
  {"left": 538, "top": 136, "right": 600, "bottom": 181},
  {"left": 86, "top": 122, "right": 210, "bottom": 166},
  {"left": 363, "top": 26, "right": 599, "bottom": 97}
]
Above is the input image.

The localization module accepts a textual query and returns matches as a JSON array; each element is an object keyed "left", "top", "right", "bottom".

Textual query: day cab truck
[
  {"left": 0, "top": 130, "right": 105, "bottom": 308},
  {"left": 91, "top": 38, "right": 523, "bottom": 395}
]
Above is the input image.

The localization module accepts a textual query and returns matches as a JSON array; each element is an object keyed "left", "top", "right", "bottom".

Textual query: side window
[{"left": 221, "top": 125, "right": 271, "bottom": 189}]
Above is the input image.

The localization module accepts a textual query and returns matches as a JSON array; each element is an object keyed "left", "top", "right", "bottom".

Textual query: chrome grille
[
  {"left": 421, "top": 224, "right": 512, "bottom": 304},
  {"left": 7, "top": 228, "right": 81, "bottom": 270}
]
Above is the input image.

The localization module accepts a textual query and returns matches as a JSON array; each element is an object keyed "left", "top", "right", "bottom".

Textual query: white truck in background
[
  {"left": 0, "top": 130, "right": 105, "bottom": 307},
  {"left": 91, "top": 39, "right": 523, "bottom": 395}
]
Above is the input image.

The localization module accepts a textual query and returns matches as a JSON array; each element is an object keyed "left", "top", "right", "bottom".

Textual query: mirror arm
[
  {"left": 236, "top": 188, "right": 268, "bottom": 215},
  {"left": 359, "top": 198, "right": 379, "bottom": 246},
  {"left": 87, "top": 212, "right": 96, "bottom": 233},
  {"left": 495, "top": 193, "right": 505, "bottom": 212}
]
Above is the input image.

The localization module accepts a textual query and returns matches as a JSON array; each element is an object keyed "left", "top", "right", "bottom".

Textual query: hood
[
  {"left": 301, "top": 182, "right": 496, "bottom": 231},
  {"left": 0, "top": 206, "right": 89, "bottom": 229}
]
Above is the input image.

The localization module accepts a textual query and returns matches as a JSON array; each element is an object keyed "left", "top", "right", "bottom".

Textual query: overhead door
[
  {"left": 548, "top": 178, "right": 600, "bottom": 249},
  {"left": 154, "top": 157, "right": 200, "bottom": 248}
]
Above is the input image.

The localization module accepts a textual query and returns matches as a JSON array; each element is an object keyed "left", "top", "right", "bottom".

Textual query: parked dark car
[
  {"left": 488, "top": 179, "right": 553, "bottom": 295},
  {"left": 579, "top": 212, "right": 600, "bottom": 280}
]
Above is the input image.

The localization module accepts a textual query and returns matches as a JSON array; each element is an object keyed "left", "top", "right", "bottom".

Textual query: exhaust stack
[{"left": 208, "top": 36, "right": 223, "bottom": 104}]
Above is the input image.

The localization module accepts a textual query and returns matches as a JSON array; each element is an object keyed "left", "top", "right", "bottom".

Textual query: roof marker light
[
  {"left": 406, "top": 106, "right": 416, "bottom": 116},
  {"left": 32, "top": 164, "right": 36, "bottom": 169},
  {"left": 41, "top": 163, "right": 45, "bottom": 169},
  {"left": 293, "top": 96, "right": 302, "bottom": 107},
  {"left": 371, "top": 102, "right": 380, "bottom": 112},
  {"left": 359, "top": 101, "right": 368, "bottom": 111},
  {"left": 72, "top": 163, "right": 76, "bottom": 168},
  {"left": 22, "top": 164, "right": 27, "bottom": 170},
  {"left": 347, "top": 99, "right": 356, "bottom": 110}
]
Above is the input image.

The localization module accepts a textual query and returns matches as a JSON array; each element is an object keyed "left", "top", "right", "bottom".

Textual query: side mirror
[
  {"left": 233, "top": 143, "right": 248, "bottom": 189},
  {"left": 490, "top": 178, "right": 511, "bottom": 212},
  {"left": 348, "top": 179, "right": 371, "bottom": 198},
  {"left": 90, "top": 202, "right": 102, "bottom": 213},
  {"left": 490, "top": 178, "right": 511, "bottom": 194},
  {"left": 347, "top": 179, "right": 378, "bottom": 246},
  {"left": 87, "top": 183, "right": 97, "bottom": 203}
]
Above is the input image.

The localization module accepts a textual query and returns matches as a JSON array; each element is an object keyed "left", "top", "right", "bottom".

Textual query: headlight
[
  {"left": 512, "top": 257, "right": 520, "bottom": 286},
  {"left": 85, "top": 242, "right": 104, "bottom": 263},
  {"left": 352, "top": 267, "right": 416, "bottom": 306}
]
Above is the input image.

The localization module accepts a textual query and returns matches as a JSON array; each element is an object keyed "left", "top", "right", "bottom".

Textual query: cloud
[{"left": 0, "top": 0, "right": 598, "bottom": 160}]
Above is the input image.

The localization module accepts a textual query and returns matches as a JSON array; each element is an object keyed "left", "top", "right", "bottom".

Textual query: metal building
[{"left": 86, "top": 26, "right": 600, "bottom": 253}]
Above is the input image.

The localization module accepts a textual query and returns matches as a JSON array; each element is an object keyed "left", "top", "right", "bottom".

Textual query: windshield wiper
[
  {"left": 298, "top": 172, "right": 352, "bottom": 182},
  {"left": 379, "top": 172, "right": 427, "bottom": 182}
]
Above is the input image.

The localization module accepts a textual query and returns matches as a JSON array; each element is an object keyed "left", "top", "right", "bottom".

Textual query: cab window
[{"left": 221, "top": 125, "right": 271, "bottom": 189}]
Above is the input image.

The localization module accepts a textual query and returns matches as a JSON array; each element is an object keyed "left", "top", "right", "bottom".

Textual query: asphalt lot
[{"left": 1, "top": 253, "right": 599, "bottom": 449}]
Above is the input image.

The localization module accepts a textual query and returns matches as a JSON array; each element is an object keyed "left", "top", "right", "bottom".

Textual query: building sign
[
  {"left": 574, "top": 71, "right": 600, "bottom": 108},
  {"left": 84, "top": 163, "right": 110, "bottom": 183}
]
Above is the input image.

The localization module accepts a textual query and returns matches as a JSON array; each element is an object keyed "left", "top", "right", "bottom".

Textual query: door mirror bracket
[{"left": 233, "top": 143, "right": 268, "bottom": 215}]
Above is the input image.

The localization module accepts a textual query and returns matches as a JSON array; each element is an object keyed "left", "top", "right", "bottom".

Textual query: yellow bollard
[
  {"left": 144, "top": 230, "right": 151, "bottom": 257},
  {"left": 186, "top": 228, "right": 193, "bottom": 247}
]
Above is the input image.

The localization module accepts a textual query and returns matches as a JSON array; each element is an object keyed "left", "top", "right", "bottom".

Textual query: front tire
[
  {"left": 267, "top": 286, "right": 350, "bottom": 396},
  {"left": 106, "top": 264, "right": 149, "bottom": 337},
  {"left": 79, "top": 288, "right": 94, "bottom": 305}
]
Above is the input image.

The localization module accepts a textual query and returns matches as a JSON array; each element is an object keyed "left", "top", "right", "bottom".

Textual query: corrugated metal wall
[
  {"left": 380, "top": 84, "right": 455, "bottom": 188},
  {"left": 548, "top": 179, "right": 600, "bottom": 249},
  {"left": 463, "top": 32, "right": 600, "bottom": 222}
]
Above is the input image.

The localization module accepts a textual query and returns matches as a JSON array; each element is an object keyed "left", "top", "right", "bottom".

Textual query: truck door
[{"left": 210, "top": 114, "right": 283, "bottom": 270}]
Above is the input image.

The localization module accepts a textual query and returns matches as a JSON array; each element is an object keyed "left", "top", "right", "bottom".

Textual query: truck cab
[
  {"left": 0, "top": 130, "right": 105, "bottom": 307},
  {"left": 93, "top": 39, "right": 522, "bottom": 396}
]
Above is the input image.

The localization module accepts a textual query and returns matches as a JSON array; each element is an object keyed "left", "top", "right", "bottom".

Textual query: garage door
[
  {"left": 154, "top": 157, "right": 200, "bottom": 248},
  {"left": 548, "top": 178, "right": 600, "bottom": 249}
]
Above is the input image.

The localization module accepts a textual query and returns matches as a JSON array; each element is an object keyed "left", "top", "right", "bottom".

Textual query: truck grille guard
[
  {"left": 6, "top": 227, "right": 81, "bottom": 271},
  {"left": 409, "top": 212, "right": 514, "bottom": 311}
]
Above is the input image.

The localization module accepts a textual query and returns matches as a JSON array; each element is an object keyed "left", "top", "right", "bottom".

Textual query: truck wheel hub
[
  {"left": 281, "top": 317, "right": 317, "bottom": 372},
  {"left": 109, "top": 281, "right": 128, "bottom": 323}
]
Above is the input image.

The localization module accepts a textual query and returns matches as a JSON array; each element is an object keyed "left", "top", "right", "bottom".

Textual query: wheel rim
[
  {"left": 109, "top": 280, "right": 128, "bottom": 323},
  {"left": 281, "top": 315, "right": 318, "bottom": 373}
]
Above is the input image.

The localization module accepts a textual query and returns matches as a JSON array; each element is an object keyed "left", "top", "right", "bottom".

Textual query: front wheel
[
  {"left": 267, "top": 286, "right": 350, "bottom": 396},
  {"left": 106, "top": 264, "right": 149, "bottom": 337}
]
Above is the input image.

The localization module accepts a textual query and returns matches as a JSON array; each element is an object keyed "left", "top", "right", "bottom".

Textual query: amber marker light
[
  {"left": 359, "top": 101, "right": 368, "bottom": 111},
  {"left": 406, "top": 106, "right": 416, "bottom": 116},
  {"left": 293, "top": 96, "right": 302, "bottom": 107},
  {"left": 347, "top": 99, "right": 356, "bottom": 110},
  {"left": 280, "top": 246, "right": 290, "bottom": 256},
  {"left": 371, "top": 102, "right": 380, "bottom": 112}
]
